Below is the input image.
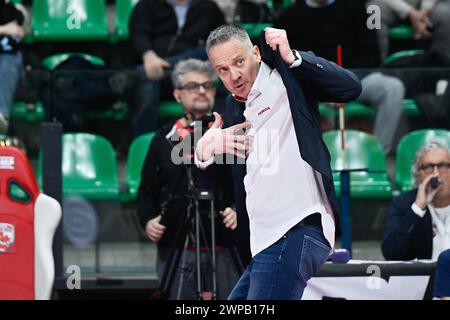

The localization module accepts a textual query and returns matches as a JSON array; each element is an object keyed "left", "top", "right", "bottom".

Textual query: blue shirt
[{"left": 166, "top": 0, "right": 191, "bottom": 29}]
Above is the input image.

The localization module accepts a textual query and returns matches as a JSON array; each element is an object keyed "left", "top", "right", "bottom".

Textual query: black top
[
  {"left": 0, "top": 0, "right": 24, "bottom": 53},
  {"left": 129, "top": 0, "right": 225, "bottom": 62},
  {"left": 136, "top": 120, "right": 236, "bottom": 248},
  {"left": 0, "top": 0, "right": 24, "bottom": 25},
  {"left": 275, "top": 0, "right": 381, "bottom": 68},
  {"left": 382, "top": 189, "right": 433, "bottom": 260}
]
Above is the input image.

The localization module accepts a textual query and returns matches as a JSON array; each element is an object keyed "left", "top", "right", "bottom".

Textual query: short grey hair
[
  {"left": 206, "top": 24, "right": 253, "bottom": 55},
  {"left": 171, "top": 59, "right": 217, "bottom": 89},
  {"left": 413, "top": 140, "right": 450, "bottom": 185}
]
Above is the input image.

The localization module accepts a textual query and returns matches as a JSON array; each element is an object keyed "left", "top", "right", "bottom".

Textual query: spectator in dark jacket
[
  {"left": 129, "top": 0, "right": 226, "bottom": 136},
  {"left": 382, "top": 140, "right": 450, "bottom": 260}
]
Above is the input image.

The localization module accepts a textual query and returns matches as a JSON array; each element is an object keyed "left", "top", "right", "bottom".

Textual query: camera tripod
[{"left": 153, "top": 166, "right": 244, "bottom": 300}]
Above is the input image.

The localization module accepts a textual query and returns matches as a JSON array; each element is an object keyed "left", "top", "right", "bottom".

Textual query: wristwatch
[
  {"left": 289, "top": 49, "right": 302, "bottom": 67},
  {"left": 292, "top": 49, "right": 299, "bottom": 61}
]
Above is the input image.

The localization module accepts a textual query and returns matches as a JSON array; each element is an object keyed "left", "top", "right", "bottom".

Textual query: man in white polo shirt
[{"left": 195, "top": 24, "right": 362, "bottom": 300}]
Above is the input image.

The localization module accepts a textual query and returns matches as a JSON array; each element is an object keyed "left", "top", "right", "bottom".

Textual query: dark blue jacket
[
  {"left": 199, "top": 33, "right": 362, "bottom": 264},
  {"left": 382, "top": 189, "right": 433, "bottom": 260}
]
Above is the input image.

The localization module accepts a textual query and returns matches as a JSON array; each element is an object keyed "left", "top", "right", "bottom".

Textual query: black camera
[
  {"left": 430, "top": 177, "right": 442, "bottom": 189},
  {"left": 188, "top": 113, "right": 215, "bottom": 134}
]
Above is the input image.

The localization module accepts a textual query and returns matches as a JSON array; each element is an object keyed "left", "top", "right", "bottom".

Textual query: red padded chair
[{"left": 0, "top": 146, "right": 61, "bottom": 300}]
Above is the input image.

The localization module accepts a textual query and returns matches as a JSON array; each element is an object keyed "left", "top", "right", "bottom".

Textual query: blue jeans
[
  {"left": 0, "top": 52, "right": 22, "bottom": 116},
  {"left": 228, "top": 221, "right": 331, "bottom": 300},
  {"left": 433, "top": 249, "right": 450, "bottom": 298}
]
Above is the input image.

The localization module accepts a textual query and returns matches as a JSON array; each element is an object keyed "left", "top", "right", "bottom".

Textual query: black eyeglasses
[
  {"left": 178, "top": 81, "right": 215, "bottom": 93},
  {"left": 419, "top": 162, "right": 450, "bottom": 174}
]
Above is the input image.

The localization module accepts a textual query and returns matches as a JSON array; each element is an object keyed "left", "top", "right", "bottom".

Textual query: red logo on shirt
[{"left": 258, "top": 107, "right": 271, "bottom": 116}]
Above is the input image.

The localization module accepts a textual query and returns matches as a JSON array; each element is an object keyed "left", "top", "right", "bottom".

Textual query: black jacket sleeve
[
  {"left": 129, "top": 0, "right": 157, "bottom": 60},
  {"left": 0, "top": 0, "right": 24, "bottom": 26},
  {"left": 382, "top": 191, "right": 428, "bottom": 260},
  {"left": 136, "top": 131, "right": 163, "bottom": 230},
  {"left": 293, "top": 50, "right": 362, "bottom": 103}
]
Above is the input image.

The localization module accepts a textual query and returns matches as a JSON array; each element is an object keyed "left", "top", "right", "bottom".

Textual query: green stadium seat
[
  {"left": 242, "top": 23, "right": 273, "bottom": 39},
  {"left": 158, "top": 101, "right": 184, "bottom": 119},
  {"left": 41, "top": 52, "right": 129, "bottom": 121},
  {"left": 42, "top": 52, "right": 105, "bottom": 70},
  {"left": 240, "top": 0, "right": 295, "bottom": 38},
  {"left": 389, "top": 25, "right": 414, "bottom": 40},
  {"left": 402, "top": 98, "right": 420, "bottom": 116},
  {"left": 266, "top": 0, "right": 294, "bottom": 11},
  {"left": 86, "top": 102, "right": 129, "bottom": 121},
  {"left": 319, "top": 101, "right": 373, "bottom": 118},
  {"left": 10, "top": 101, "right": 45, "bottom": 123},
  {"left": 124, "top": 132, "right": 155, "bottom": 201},
  {"left": 383, "top": 49, "right": 426, "bottom": 66},
  {"left": 396, "top": 129, "right": 450, "bottom": 192},
  {"left": 115, "top": 0, "right": 140, "bottom": 41},
  {"left": 38, "top": 133, "right": 120, "bottom": 200},
  {"left": 323, "top": 130, "right": 392, "bottom": 198},
  {"left": 319, "top": 99, "right": 420, "bottom": 118},
  {"left": 32, "top": 0, "right": 108, "bottom": 42}
]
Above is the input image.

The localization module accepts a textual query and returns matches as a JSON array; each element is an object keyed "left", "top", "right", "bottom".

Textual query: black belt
[{"left": 302, "top": 212, "right": 322, "bottom": 229}]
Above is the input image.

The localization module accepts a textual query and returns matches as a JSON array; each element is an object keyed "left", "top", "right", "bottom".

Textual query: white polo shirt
[
  {"left": 430, "top": 205, "right": 450, "bottom": 260},
  {"left": 195, "top": 58, "right": 336, "bottom": 257},
  {"left": 243, "top": 61, "right": 335, "bottom": 256},
  {"left": 412, "top": 203, "right": 450, "bottom": 260}
]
